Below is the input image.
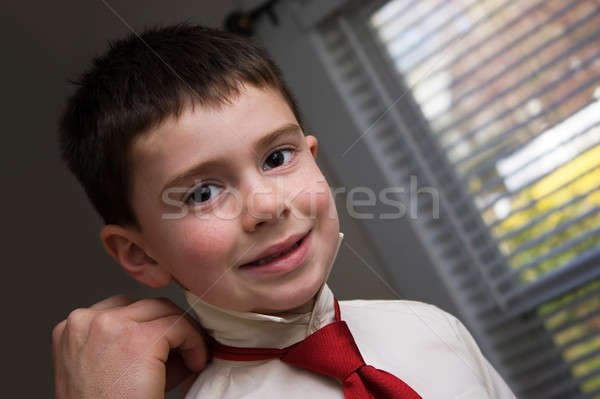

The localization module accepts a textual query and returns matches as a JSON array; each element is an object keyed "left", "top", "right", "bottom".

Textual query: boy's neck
[
  {"left": 254, "top": 295, "right": 316, "bottom": 315},
  {"left": 285, "top": 296, "right": 316, "bottom": 314}
]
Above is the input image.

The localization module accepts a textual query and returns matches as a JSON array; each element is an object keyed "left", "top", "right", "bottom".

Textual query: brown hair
[{"left": 58, "top": 22, "right": 304, "bottom": 228}]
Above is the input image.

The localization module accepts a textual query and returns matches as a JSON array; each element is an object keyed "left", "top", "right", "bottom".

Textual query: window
[{"left": 309, "top": 0, "right": 600, "bottom": 397}]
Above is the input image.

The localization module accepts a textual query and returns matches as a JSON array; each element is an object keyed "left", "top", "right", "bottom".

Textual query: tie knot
[
  {"left": 207, "top": 301, "right": 423, "bottom": 398},
  {"left": 281, "top": 321, "right": 366, "bottom": 382}
]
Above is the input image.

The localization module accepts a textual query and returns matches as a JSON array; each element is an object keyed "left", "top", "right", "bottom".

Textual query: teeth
[{"left": 252, "top": 240, "right": 301, "bottom": 266}]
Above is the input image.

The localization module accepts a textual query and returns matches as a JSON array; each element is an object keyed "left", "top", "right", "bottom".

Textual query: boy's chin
[
  {"left": 254, "top": 280, "right": 325, "bottom": 314},
  {"left": 252, "top": 256, "right": 334, "bottom": 314}
]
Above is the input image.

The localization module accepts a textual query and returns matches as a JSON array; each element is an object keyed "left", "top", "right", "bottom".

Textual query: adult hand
[{"left": 51, "top": 294, "right": 208, "bottom": 399}]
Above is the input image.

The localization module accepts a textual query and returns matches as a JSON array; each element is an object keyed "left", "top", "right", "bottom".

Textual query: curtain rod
[{"left": 223, "top": 0, "right": 280, "bottom": 36}]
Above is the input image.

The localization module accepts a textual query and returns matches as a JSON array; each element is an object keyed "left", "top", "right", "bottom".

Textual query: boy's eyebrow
[{"left": 162, "top": 123, "right": 303, "bottom": 192}]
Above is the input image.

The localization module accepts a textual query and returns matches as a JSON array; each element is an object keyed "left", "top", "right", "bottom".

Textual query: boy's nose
[{"left": 241, "top": 179, "right": 291, "bottom": 232}]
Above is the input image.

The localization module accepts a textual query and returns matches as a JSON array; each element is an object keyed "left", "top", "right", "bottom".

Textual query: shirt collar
[{"left": 183, "top": 232, "right": 344, "bottom": 349}]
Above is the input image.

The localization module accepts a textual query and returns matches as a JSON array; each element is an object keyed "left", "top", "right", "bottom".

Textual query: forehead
[
  {"left": 129, "top": 84, "right": 299, "bottom": 197},
  {"left": 136, "top": 85, "right": 294, "bottom": 151}
]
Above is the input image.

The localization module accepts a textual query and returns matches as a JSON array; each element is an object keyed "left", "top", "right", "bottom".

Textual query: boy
[{"left": 52, "top": 23, "right": 516, "bottom": 398}]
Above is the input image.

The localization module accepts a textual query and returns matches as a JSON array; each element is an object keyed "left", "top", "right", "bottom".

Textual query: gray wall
[
  {"left": 3, "top": 1, "right": 456, "bottom": 397},
  {"left": 4, "top": 2, "right": 239, "bottom": 397}
]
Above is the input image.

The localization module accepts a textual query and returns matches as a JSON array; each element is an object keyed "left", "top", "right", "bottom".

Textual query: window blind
[{"left": 308, "top": 0, "right": 600, "bottom": 397}]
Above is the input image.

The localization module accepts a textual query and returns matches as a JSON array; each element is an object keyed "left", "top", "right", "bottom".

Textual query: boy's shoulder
[
  {"left": 338, "top": 298, "right": 464, "bottom": 337},
  {"left": 339, "top": 298, "right": 455, "bottom": 318}
]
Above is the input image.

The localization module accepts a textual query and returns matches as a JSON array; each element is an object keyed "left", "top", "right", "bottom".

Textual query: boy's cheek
[
  {"left": 164, "top": 224, "right": 234, "bottom": 268},
  {"left": 293, "top": 178, "right": 334, "bottom": 218}
]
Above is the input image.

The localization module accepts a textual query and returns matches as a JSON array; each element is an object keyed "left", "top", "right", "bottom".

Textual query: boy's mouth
[{"left": 240, "top": 229, "right": 311, "bottom": 268}]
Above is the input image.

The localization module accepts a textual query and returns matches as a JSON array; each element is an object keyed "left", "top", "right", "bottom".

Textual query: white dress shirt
[{"left": 183, "top": 233, "right": 517, "bottom": 399}]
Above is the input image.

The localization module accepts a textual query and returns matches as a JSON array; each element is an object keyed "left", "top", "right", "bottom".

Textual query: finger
[
  {"left": 52, "top": 319, "right": 67, "bottom": 346},
  {"left": 51, "top": 320, "right": 68, "bottom": 366},
  {"left": 120, "top": 297, "right": 186, "bottom": 323},
  {"left": 145, "top": 314, "right": 208, "bottom": 372},
  {"left": 90, "top": 294, "right": 137, "bottom": 310},
  {"left": 62, "top": 308, "right": 97, "bottom": 351}
]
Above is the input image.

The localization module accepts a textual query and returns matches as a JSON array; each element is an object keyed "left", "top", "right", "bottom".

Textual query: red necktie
[{"left": 208, "top": 298, "right": 422, "bottom": 399}]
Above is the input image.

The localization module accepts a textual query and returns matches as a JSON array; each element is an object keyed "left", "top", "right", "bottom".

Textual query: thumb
[
  {"left": 179, "top": 372, "right": 200, "bottom": 398},
  {"left": 178, "top": 313, "right": 210, "bottom": 372},
  {"left": 165, "top": 350, "right": 196, "bottom": 392}
]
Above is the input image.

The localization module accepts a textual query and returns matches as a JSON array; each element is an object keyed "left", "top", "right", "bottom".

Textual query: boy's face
[{"left": 113, "top": 84, "right": 340, "bottom": 313}]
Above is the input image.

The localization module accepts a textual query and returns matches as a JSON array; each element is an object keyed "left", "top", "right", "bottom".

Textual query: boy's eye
[
  {"left": 183, "top": 148, "right": 295, "bottom": 206},
  {"left": 263, "top": 148, "right": 295, "bottom": 171},
  {"left": 184, "top": 183, "right": 223, "bottom": 205}
]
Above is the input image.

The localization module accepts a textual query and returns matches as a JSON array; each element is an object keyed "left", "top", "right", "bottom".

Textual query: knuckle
[
  {"left": 51, "top": 320, "right": 66, "bottom": 343},
  {"left": 66, "top": 308, "right": 89, "bottom": 328},
  {"left": 131, "top": 297, "right": 152, "bottom": 307},
  {"left": 92, "top": 311, "right": 120, "bottom": 333}
]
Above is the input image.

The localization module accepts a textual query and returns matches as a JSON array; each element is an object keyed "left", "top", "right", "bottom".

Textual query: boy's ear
[
  {"left": 99, "top": 224, "right": 172, "bottom": 288},
  {"left": 305, "top": 135, "right": 318, "bottom": 159}
]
